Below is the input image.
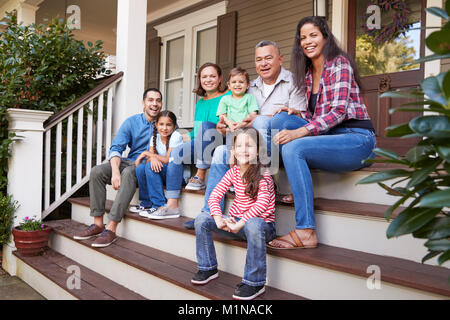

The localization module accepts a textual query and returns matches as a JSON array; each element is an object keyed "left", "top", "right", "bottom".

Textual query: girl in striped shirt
[{"left": 191, "top": 128, "right": 276, "bottom": 300}]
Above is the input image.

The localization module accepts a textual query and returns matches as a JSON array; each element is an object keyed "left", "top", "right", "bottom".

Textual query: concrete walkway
[{"left": 0, "top": 254, "right": 45, "bottom": 300}]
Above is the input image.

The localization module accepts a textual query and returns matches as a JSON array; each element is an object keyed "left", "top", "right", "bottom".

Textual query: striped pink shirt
[{"left": 208, "top": 165, "right": 276, "bottom": 223}]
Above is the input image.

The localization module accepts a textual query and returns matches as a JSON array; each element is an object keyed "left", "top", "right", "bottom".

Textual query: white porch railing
[{"left": 42, "top": 72, "right": 124, "bottom": 219}]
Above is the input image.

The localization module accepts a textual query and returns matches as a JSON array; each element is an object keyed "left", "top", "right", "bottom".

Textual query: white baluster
[
  {"left": 55, "top": 122, "right": 62, "bottom": 200},
  {"left": 97, "top": 93, "right": 104, "bottom": 165},
  {"left": 44, "top": 129, "right": 51, "bottom": 209},
  {"left": 76, "top": 108, "right": 84, "bottom": 183},
  {"left": 106, "top": 88, "right": 113, "bottom": 156},
  {"left": 86, "top": 101, "right": 93, "bottom": 175},
  {"left": 66, "top": 115, "right": 73, "bottom": 193}
]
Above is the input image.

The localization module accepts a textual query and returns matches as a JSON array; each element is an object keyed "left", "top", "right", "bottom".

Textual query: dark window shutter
[
  {"left": 216, "top": 11, "right": 237, "bottom": 81},
  {"left": 148, "top": 36, "right": 161, "bottom": 89}
]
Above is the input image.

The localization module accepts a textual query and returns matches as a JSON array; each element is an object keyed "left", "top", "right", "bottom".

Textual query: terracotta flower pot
[{"left": 12, "top": 225, "right": 52, "bottom": 256}]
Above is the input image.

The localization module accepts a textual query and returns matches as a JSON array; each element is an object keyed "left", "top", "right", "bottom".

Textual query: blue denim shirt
[{"left": 107, "top": 113, "right": 154, "bottom": 161}]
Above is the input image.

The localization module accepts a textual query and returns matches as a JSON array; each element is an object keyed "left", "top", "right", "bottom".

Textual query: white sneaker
[
  {"left": 130, "top": 205, "right": 151, "bottom": 213},
  {"left": 139, "top": 207, "right": 157, "bottom": 218},
  {"left": 147, "top": 206, "right": 181, "bottom": 220}
]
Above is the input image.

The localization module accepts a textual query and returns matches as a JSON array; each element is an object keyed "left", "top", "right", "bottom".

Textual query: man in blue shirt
[{"left": 73, "top": 88, "right": 163, "bottom": 247}]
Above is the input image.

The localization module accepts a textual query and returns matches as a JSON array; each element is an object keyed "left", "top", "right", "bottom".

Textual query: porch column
[
  {"left": 16, "top": 2, "right": 39, "bottom": 25},
  {"left": 2, "top": 108, "right": 52, "bottom": 275},
  {"left": 113, "top": 0, "right": 148, "bottom": 135}
]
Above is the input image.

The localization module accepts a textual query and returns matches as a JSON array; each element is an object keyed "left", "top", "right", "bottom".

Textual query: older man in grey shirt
[{"left": 247, "top": 40, "right": 307, "bottom": 156}]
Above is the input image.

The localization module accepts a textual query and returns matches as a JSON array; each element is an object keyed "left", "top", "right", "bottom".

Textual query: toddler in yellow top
[{"left": 216, "top": 67, "right": 259, "bottom": 132}]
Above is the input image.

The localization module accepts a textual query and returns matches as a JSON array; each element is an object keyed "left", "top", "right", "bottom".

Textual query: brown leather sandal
[{"left": 267, "top": 230, "right": 318, "bottom": 250}]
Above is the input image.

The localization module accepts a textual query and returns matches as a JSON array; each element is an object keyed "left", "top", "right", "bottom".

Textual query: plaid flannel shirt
[{"left": 300, "top": 55, "right": 371, "bottom": 136}]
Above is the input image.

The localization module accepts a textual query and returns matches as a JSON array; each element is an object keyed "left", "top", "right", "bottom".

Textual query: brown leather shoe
[
  {"left": 73, "top": 224, "right": 105, "bottom": 240},
  {"left": 91, "top": 229, "right": 117, "bottom": 248}
]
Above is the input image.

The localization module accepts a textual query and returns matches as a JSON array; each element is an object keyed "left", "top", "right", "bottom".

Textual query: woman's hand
[
  {"left": 272, "top": 106, "right": 301, "bottom": 117},
  {"left": 273, "top": 127, "right": 310, "bottom": 145}
]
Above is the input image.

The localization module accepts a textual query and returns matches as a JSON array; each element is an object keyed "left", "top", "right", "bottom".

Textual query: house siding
[{"left": 227, "top": 0, "right": 314, "bottom": 80}]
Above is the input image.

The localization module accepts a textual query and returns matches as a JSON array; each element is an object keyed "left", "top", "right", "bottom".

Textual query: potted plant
[{"left": 12, "top": 216, "right": 52, "bottom": 256}]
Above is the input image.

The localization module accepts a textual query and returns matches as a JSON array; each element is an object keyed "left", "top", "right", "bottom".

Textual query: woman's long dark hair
[
  {"left": 152, "top": 110, "right": 177, "bottom": 155},
  {"left": 232, "top": 128, "right": 270, "bottom": 200},
  {"left": 290, "top": 16, "right": 363, "bottom": 90}
]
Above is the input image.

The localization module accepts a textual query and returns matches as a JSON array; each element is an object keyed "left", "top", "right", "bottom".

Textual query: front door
[{"left": 348, "top": 0, "right": 426, "bottom": 155}]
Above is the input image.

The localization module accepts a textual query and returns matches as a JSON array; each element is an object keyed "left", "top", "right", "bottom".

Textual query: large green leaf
[
  {"left": 419, "top": 188, "right": 450, "bottom": 207},
  {"left": 409, "top": 116, "right": 450, "bottom": 139},
  {"left": 386, "top": 123, "right": 414, "bottom": 137},
  {"left": 372, "top": 148, "right": 402, "bottom": 161},
  {"left": 443, "top": 71, "right": 450, "bottom": 108},
  {"left": 426, "top": 7, "right": 449, "bottom": 19},
  {"left": 426, "top": 30, "right": 450, "bottom": 55},
  {"left": 424, "top": 239, "right": 450, "bottom": 251},
  {"left": 438, "top": 250, "right": 450, "bottom": 265},
  {"left": 405, "top": 145, "right": 432, "bottom": 163},
  {"left": 421, "top": 74, "right": 446, "bottom": 106},
  {"left": 437, "top": 144, "right": 450, "bottom": 162},
  {"left": 386, "top": 207, "right": 441, "bottom": 238},
  {"left": 406, "top": 159, "right": 441, "bottom": 189},
  {"left": 413, "top": 216, "right": 450, "bottom": 240},
  {"left": 357, "top": 169, "right": 411, "bottom": 185}
]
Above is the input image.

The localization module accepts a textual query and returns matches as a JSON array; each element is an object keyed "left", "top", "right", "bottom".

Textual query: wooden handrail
[{"left": 44, "top": 71, "right": 124, "bottom": 130}]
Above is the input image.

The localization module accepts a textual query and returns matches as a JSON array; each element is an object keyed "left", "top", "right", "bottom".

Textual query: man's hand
[
  {"left": 110, "top": 157, "right": 121, "bottom": 190},
  {"left": 150, "top": 157, "right": 163, "bottom": 172},
  {"left": 272, "top": 106, "right": 301, "bottom": 117}
]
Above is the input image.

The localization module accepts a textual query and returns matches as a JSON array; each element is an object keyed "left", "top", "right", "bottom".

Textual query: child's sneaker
[
  {"left": 185, "top": 176, "right": 206, "bottom": 190},
  {"left": 129, "top": 205, "right": 151, "bottom": 213},
  {"left": 138, "top": 207, "right": 157, "bottom": 218},
  {"left": 191, "top": 269, "right": 219, "bottom": 285},
  {"left": 232, "top": 283, "right": 265, "bottom": 300},
  {"left": 147, "top": 206, "right": 181, "bottom": 220}
]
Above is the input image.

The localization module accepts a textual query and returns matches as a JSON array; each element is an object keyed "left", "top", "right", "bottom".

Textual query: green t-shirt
[
  {"left": 216, "top": 94, "right": 259, "bottom": 123},
  {"left": 188, "top": 91, "right": 232, "bottom": 140}
]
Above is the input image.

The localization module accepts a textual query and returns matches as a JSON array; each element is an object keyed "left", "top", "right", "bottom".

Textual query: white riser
[
  {"left": 70, "top": 204, "right": 446, "bottom": 299},
  {"left": 49, "top": 233, "right": 207, "bottom": 300},
  {"left": 71, "top": 204, "right": 443, "bottom": 299},
  {"left": 176, "top": 192, "right": 437, "bottom": 266},
  {"left": 107, "top": 169, "right": 404, "bottom": 208},
  {"left": 15, "top": 257, "right": 77, "bottom": 300}
]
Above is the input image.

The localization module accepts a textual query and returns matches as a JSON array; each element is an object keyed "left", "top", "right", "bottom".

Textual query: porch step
[
  {"left": 46, "top": 219, "right": 304, "bottom": 300},
  {"left": 176, "top": 191, "right": 431, "bottom": 264},
  {"left": 69, "top": 197, "right": 450, "bottom": 299},
  {"left": 13, "top": 248, "right": 146, "bottom": 300}
]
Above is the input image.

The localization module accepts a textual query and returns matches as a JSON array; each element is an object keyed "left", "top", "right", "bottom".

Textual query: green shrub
[
  {"left": 0, "top": 12, "right": 110, "bottom": 195},
  {"left": 0, "top": 194, "right": 17, "bottom": 246}
]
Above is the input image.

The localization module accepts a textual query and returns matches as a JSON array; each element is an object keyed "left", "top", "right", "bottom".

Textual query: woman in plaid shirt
[{"left": 267, "top": 16, "right": 376, "bottom": 249}]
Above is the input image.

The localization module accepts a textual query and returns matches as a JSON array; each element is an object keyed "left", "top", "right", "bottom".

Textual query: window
[{"left": 155, "top": 2, "right": 226, "bottom": 128}]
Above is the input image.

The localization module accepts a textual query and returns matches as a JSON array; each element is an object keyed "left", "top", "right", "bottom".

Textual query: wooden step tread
[
  {"left": 68, "top": 197, "right": 450, "bottom": 297},
  {"left": 46, "top": 219, "right": 305, "bottom": 300},
  {"left": 13, "top": 249, "right": 146, "bottom": 300}
]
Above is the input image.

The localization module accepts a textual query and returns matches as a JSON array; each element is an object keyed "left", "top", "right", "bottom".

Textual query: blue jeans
[
  {"left": 276, "top": 118, "right": 377, "bottom": 229},
  {"left": 135, "top": 162, "right": 180, "bottom": 209},
  {"left": 200, "top": 144, "right": 230, "bottom": 214},
  {"left": 168, "top": 121, "right": 224, "bottom": 190},
  {"left": 195, "top": 212, "right": 276, "bottom": 286}
]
